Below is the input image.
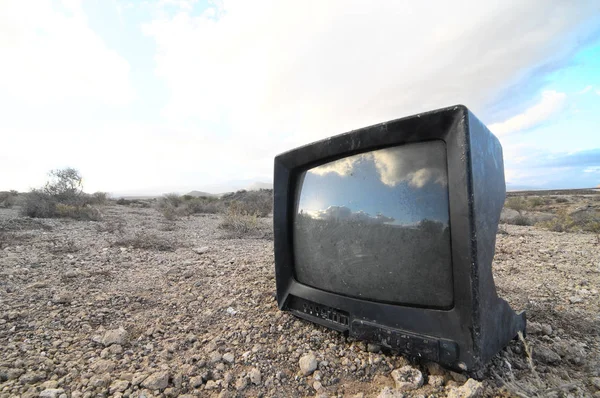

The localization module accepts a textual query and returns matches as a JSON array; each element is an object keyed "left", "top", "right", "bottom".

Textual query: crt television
[{"left": 273, "top": 105, "right": 526, "bottom": 371}]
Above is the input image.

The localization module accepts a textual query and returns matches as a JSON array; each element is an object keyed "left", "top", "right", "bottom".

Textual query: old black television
[{"left": 273, "top": 105, "right": 526, "bottom": 371}]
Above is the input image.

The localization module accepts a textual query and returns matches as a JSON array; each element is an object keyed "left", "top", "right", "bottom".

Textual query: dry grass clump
[
  {"left": 219, "top": 201, "right": 260, "bottom": 236},
  {"left": 113, "top": 231, "right": 177, "bottom": 252}
]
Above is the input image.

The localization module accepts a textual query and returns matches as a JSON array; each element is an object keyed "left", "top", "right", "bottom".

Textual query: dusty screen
[{"left": 293, "top": 140, "right": 453, "bottom": 307}]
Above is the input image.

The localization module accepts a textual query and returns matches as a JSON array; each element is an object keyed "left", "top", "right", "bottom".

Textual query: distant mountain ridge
[{"left": 185, "top": 190, "right": 218, "bottom": 198}]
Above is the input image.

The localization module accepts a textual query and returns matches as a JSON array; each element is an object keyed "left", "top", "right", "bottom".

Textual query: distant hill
[
  {"left": 185, "top": 190, "right": 218, "bottom": 198},
  {"left": 246, "top": 182, "right": 273, "bottom": 191}
]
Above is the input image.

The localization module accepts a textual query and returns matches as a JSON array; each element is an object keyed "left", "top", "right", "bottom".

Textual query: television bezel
[{"left": 273, "top": 105, "right": 526, "bottom": 370}]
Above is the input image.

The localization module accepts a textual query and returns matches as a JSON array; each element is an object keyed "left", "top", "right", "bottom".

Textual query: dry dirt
[{"left": 1, "top": 197, "right": 599, "bottom": 398}]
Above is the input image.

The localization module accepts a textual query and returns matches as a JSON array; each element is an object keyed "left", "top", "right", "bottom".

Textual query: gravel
[{"left": 0, "top": 203, "right": 599, "bottom": 397}]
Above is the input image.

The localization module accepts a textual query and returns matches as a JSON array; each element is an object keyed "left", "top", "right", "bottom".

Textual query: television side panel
[{"left": 467, "top": 111, "right": 526, "bottom": 366}]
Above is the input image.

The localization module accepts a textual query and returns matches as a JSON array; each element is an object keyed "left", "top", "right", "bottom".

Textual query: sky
[{"left": 1, "top": 0, "right": 600, "bottom": 195}]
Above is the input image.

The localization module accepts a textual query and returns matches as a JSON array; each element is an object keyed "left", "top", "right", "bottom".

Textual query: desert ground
[{"left": 1, "top": 191, "right": 599, "bottom": 397}]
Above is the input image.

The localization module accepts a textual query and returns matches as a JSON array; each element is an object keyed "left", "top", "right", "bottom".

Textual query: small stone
[
  {"left": 173, "top": 373, "right": 183, "bottom": 389},
  {"left": 39, "top": 389, "right": 65, "bottom": 398},
  {"left": 141, "top": 371, "right": 169, "bottom": 390},
  {"left": 101, "top": 327, "right": 129, "bottom": 346},
  {"left": 91, "top": 359, "right": 115, "bottom": 373},
  {"left": 569, "top": 296, "right": 583, "bottom": 303},
  {"left": 223, "top": 352, "right": 235, "bottom": 364},
  {"left": 527, "top": 322, "right": 543, "bottom": 334},
  {"left": 534, "top": 345, "right": 561, "bottom": 365},
  {"left": 226, "top": 307, "right": 237, "bottom": 315},
  {"left": 193, "top": 246, "right": 209, "bottom": 254},
  {"left": 109, "top": 380, "right": 130, "bottom": 394},
  {"left": 164, "top": 387, "right": 179, "bottom": 397},
  {"left": 52, "top": 293, "right": 73, "bottom": 304},
  {"left": 590, "top": 377, "right": 600, "bottom": 390},
  {"left": 313, "top": 380, "right": 323, "bottom": 391},
  {"left": 428, "top": 375, "right": 445, "bottom": 387},
  {"left": 205, "top": 380, "right": 219, "bottom": 390},
  {"left": 391, "top": 365, "right": 424, "bottom": 391},
  {"left": 367, "top": 343, "right": 382, "bottom": 353},
  {"left": 209, "top": 351, "right": 223, "bottom": 364},
  {"left": 449, "top": 371, "right": 468, "bottom": 383},
  {"left": 447, "top": 378, "right": 484, "bottom": 398},
  {"left": 425, "top": 362, "right": 446, "bottom": 376},
  {"left": 541, "top": 324, "right": 553, "bottom": 335},
  {"left": 41, "top": 380, "right": 59, "bottom": 389},
  {"left": 235, "top": 376, "right": 248, "bottom": 391},
  {"left": 19, "top": 371, "right": 45, "bottom": 385},
  {"left": 249, "top": 368, "right": 261, "bottom": 385},
  {"left": 6, "top": 368, "right": 25, "bottom": 380},
  {"left": 377, "top": 386, "right": 404, "bottom": 398},
  {"left": 189, "top": 376, "right": 203, "bottom": 388},
  {"left": 299, "top": 353, "right": 318, "bottom": 376}
]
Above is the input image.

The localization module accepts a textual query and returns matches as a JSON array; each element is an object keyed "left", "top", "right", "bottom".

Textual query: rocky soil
[{"left": 1, "top": 203, "right": 599, "bottom": 397}]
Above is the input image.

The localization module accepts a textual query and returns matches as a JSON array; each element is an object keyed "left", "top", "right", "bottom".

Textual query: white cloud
[
  {"left": 0, "top": 0, "right": 134, "bottom": 105},
  {"left": 488, "top": 90, "right": 566, "bottom": 136},
  {"left": 143, "top": 0, "right": 598, "bottom": 145},
  {"left": 578, "top": 85, "right": 593, "bottom": 94},
  {"left": 596, "top": 90, "right": 600, "bottom": 96},
  {"left": 309, "top": 142, "right": 447, "bottom": 188}
]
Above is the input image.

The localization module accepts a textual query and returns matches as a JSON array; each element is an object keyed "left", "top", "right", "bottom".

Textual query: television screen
[{"left": 293, "top": 140, "right": 453, "bottom": 307}]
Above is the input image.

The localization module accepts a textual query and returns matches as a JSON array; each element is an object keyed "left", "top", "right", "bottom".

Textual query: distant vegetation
[
  {"left": 19, "top": 168, "right": 107, "bottom": 221},
  {"left": 0, "top": 190, "right": 19, "bottom": 208}
]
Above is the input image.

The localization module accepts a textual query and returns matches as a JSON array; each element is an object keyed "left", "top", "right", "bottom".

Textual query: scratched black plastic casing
[{"left": 273, "top": 105, "right": 526, "bottom": 371}]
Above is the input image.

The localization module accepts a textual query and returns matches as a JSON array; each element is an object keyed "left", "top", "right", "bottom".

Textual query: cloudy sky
[{"left": 1, "top": 0, "right": 599, "bottom": 194}]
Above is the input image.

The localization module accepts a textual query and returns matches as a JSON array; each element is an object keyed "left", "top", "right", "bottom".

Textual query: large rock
[
  {"left": 39, "top": 389, "right": 65, "bottom": 398},
  {"left": 391, "top": 366, "right": 424, "bottom": 391},
  {"left": 249, "top": 368, "right": 261, "bottom": 385},
  {"left": 109, "top": 380, "right": 130, "bottom": 394},
  {"left": 534, "top": 345, "right": 561, "bottom": 365},
  {"left": 91, "top": 359, "right": 115, "bottom": 373},
  {"left": 101, "top": 327, "right": 129, "bottom": 346},
  {"left": 141, "top": 371, "right": 170, "bottom": 390},
  {"left": 299, "top": 353, "right": 318, "bottom": 376}
]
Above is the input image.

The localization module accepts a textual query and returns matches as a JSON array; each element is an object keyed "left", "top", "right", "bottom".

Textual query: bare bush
[
  {"left": 538, "top": 209, "right": 600, "bottom": 237},
  {"left": 20, "top": 168, "right": 103, "bottom": 220},
  {"left": 554, "top": 197, "right": 569, "bottom": 203}
]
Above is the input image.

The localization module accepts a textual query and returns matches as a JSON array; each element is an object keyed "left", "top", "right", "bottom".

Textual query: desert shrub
[
  {"left": 222, "top": 189, "right": 273, "bottom": 217},
  {"left": 20, "top": 168, "right": 103, "bottom": 220},
  {"left": 55, "top": 204, "right": 102, "bottom": 221},
  {"left": 505, "top": 197, "right": 528, "bottom": 214},
  {"left": 554, "top": 197, "right": 569, "bottom": 203},
  {"left": 158, "top": 193, "right": 184, "bottom": 209},
  {"left": 219, "top": 202, "right": 259, "bottom": 236},
  {"left": 538, "top": 209, "right": 600, "bottom": 235},
  {"left": 156, "top": 194, "right": 223, "bottom": 219},
  {"left": 507, "top": 214, "right": 532, "bottom": 226},
  {"left": 113, "top": 231, "right": 177, "bottom": 251},
  {"left": 86, "top": 192, "right": 109, "bottom": 206},
  {"left": 180, "top": 197, "right": 223, "bottom": 215},
  {"left": 0, "top": 190, "right": 19, "bottom": 208},
  {"left": 20, "top": 190, "right": 57, "bottom": 218},
  {"left": 528, "top": 197, "right": 545, "bottom": 207}
]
